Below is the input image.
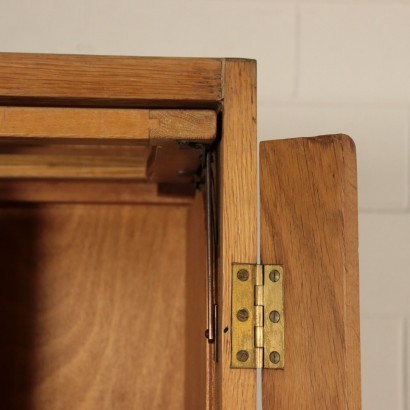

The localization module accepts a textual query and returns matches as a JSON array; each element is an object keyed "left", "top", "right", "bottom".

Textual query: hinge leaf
[
  {"left": 231, "top": 263, "right": 285, "bottom": 369},
  {"left": 263, "top": 264, "right": 285, "bottom": 369}
]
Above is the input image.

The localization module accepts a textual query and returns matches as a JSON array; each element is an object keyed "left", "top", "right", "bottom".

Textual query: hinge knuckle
[
  {"left": 255, "top": 284, "right": 264, "bottom": 307},
  {"left": 254, "top": 305, "right": 264, "bottom": 331}
]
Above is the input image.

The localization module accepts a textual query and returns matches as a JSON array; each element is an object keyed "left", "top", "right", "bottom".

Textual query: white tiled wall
[
  {"left": 361, "top": 318, "right": 405, "bottom": 410},
  {"left": 298, "top": 5, "right": 410, "bottom": 103},
  {"left": 0, "top": 1, "right": 408, "bottom": 408}
]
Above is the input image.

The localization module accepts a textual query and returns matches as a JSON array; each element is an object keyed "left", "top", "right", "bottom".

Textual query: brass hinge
[{"left": 231, "top": 263, "right": 284, "bottom": 369}]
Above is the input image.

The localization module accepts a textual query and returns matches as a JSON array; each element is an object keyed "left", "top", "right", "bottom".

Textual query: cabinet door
[{"left": 260, "top": 135, "right": 361, "bottom": 409}]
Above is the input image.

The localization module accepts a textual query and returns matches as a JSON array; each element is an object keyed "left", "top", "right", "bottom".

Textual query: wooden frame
[
  {"left": 0, "top": 107, "right": 216, "bottom": 143},
  {"left": 0, "top": 53, "right": 222, "bottom": 106},
  {"left": 218, "top": 60, "right": 257, "bottom": 409},
  {"left": 0, "top": 52, "right": 360, "bottom": 409},
  {"left": 0, "top": 53, "right": 256, "bottom": 410}
]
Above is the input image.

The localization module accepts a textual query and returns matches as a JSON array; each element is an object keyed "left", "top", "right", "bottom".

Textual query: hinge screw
[
  {"left": 269, "top": 310, "right": 280, "bottom": 323},
  {"left": 269, "top": 351, "right": 280, "bottom": 364},
  {"left": 237, "top": 269, "right": 249, "bottom": 281},
  {"left": 236, "top": 308, "right": 249, "bottom": 322},
  {"left": 269, "top": 269, "right": 280, "bottom": 282},
  {"left": 237, "top": 350, "right": 249, "bottom": 362}
]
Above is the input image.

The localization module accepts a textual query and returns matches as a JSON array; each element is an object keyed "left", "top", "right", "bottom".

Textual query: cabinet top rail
[{"left": 0, "top": 53, "right": 253, "bottom": 107}]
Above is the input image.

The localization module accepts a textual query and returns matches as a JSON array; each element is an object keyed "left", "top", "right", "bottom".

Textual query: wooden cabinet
[{"left": 0, "top": 54, "right": 361, "bottom": 409}]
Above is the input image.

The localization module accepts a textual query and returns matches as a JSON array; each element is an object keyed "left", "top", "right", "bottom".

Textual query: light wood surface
[
  {"left": 0, "top": 107, "right": 158, "bottom": 142},
  {"left": 0, "top": 108, "right": 216, "bottom": 180},
  {"left": 185, "top": 192, "right": 214, "bottom": 409},
  {"left": 0, "top": 204, "right": 188, "bottom": 409},
  {"left": 149, "top": 110, "right": 217, "bottom": 144},
  {"left": 260, "top": 135, "right": 361, "bottom": 409},
  {"left": 218, "top": 60, "right": 257, "bottom": 409},
  {"left": 0, "top": 145, "right": 150, "bottom": 180},
  {"left": 0, "top": 153, "right": 147, "bottom": 179},
  {"left": 0, "top": 107, "right": 216, "bottom": 144},
  {"left": 0, "top": 53, "right": 222, "bottom": 106},
  {"left": 0, "top": 180, "right": 193, "bottom": 204}
]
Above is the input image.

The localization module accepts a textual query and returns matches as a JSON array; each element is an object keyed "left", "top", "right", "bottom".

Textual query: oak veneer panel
[
  {"left": 0, "top": 204, "right": 187, "bottom": 409},
  {"left": 260, "top": 135, "right": 361, "bottom": 409},
  {"left": 218, "top": 60, "right": 257, "bottom": 409},
  {"left": 0, "top": 107, "right": 216, "bottom": 144},
  {"left": 185, "top": 192, "right": 214, "bottom": 409},
  {"left": 0, "top": 53, "right": 222, "bottom": 106}
]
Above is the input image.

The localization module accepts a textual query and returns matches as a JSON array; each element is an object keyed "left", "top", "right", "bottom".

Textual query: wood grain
[
  {"left": 0, "top": 204, "right": 188, "bottom": 409},
  {"left": 0, "top": 143, "right": 150, "bottom": 180},
  {"left": 0, "top": 53, "right": 222, "bottom": 106},
  {"left": 218, "top": 60, "right": 257, "bottom": 409},
  {"left": 0, "top": 180, "right": 193, "bottom": 204},
  {"left": 0, "top": 107, "right": 216, "bottom": 144},
  {"left": 0, "top": 107, "right": 158, "bottom": 142},
  {"left": 185, "top": 192, "right": 214, "bottom": 409},
  {"left": 0, "top": 143, "right": 203, "bottom": 181},
  {"left": 260, "top": 135, "right": 361, "bottom": 409},
  {"left": 150, "top": 110, "right": 216, "bottom": 144},
  {"left": 0, "top": 153, "right": 147, "bottom": 179},
  {"left": 0, "top": 107, "right": 216, "bottom": 181}
]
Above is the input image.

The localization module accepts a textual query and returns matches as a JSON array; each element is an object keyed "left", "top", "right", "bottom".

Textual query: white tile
[
  {"left": 361, "top": 317, "right": 404, "bottom": 410},
  {"left": 359, "top": 213, "right": 410, "bottom": 316},
  {"left": 258, "top": 104, "right": 409, "bottom": 210},
  {"left": 298, "top": 4, "right": 410, "bottom": 103},
  {"left": 0, "top": 0, "right": 296, "bottom": 101}
]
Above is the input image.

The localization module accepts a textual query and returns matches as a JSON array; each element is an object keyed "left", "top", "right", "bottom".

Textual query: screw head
[
  {"left": 269, "top": 269, "right": 280, "bottom": 282},
  {"left": 237, "top": 350, "right": 249, "bottom": 362},
  {"left": 269, "top": 351, "right": 280, "bottom": 364},
  {"left": 237, "top": 269, "right": 249, "bottom": 281},
  {"left": 269, "top": 310, "right": 280, "bottom": 323},
  {"left": 236, "top": 308, "right": 249, "bottom": 322}
]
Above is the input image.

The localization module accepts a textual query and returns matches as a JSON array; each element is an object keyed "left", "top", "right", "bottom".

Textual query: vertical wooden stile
[
  {"left": 260, "top": 135, "right": 361, "bottom": 409},
  {"left": 218, "top": 60, "right": 258, "bottom": 409}
]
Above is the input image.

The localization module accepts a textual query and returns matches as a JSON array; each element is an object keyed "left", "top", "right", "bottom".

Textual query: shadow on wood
[{"left": 0, "top": 201, "right": 40, "bottom": 409}]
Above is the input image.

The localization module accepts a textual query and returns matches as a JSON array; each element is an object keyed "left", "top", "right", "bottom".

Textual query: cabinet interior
[{"left": 0, "top": 108, "right": 211, "bottom": 409}]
